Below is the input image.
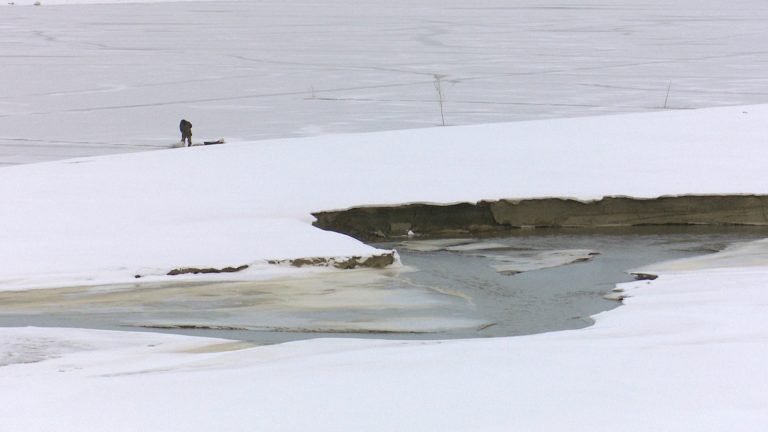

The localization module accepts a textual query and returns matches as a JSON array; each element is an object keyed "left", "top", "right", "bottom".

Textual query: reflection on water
[{"left": 0, "top": 226, "right": 766, "bottom": 344}]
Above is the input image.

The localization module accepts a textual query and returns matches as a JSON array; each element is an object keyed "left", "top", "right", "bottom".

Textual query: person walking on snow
[{"left": 179, "top": 119, "right": 193, "bottom": 147}]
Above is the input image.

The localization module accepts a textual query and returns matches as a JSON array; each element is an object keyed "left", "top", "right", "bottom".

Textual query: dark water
[{"left": 0, "top": 226, "right": 765, "bottom": 345}]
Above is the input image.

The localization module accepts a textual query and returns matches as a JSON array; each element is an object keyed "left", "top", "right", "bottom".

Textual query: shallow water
[{"left": 0, "top": 226, "right": 765, "bottom": 344}]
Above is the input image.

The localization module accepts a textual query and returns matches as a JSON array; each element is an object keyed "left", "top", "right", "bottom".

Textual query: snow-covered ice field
[
  {"left": 2, "top": 0, "right": 768, "bottom": 165},
  {"left": 3, "top": 246, "right": 768, "bottom": 431},
  {"left": 3, "top": 1, "right": 768, "bottom": 430},
  {"left": 1, "top": 104, "right": 767, "bottom": 291},
  {"left": 1, "top": 104, "right": 767, "bottom": 430}
]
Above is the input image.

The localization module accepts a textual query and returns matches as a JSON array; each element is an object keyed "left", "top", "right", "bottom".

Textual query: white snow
[
  {"left": 0, "top": 105, "right": 766, "bottom": 430},
  {"left": 1, "top": 104, "right": 767, "bottom": 290},
  {"left": 3, "top": 1, "right": 768, "bottom": 430},
  {"left": 3, "top": 0, "right": 768, "bottom": 165},
  {"left": 2, "top": 242, "right": 768, "bottom": 431}
]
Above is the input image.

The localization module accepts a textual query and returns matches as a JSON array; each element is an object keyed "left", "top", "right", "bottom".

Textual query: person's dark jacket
[{"left": 180, "top": 119, "right": 192, "bottom": 137}]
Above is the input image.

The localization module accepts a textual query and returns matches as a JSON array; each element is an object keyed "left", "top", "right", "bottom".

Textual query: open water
[{"left": 0, "top": 226, "right": 765, "bottom": 344}]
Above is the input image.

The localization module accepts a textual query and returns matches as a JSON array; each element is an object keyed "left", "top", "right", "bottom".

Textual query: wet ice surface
[
  {"left": 2, "top": 0, "right": 768, "bottom": 165},
  {"left": 0, "top": 336, "right": 82, "bottom": 367},
  {"left": 403, "top": 240, "right": 600, "bottom": 274},
  {"left": 0, "top": 226, "right": 766, "bottom": 345},
  {"left": 0, "top": 269, "right": 489, "bottom": 345}
]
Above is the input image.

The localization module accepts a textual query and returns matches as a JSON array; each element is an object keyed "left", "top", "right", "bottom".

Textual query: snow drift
[{"left": 1, "top": 104, "right": 768, "bottom": 290}]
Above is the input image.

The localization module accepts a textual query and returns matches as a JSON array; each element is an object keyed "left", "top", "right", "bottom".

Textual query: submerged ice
[{"left": 400, "top": 239, "right": 598, "bottom": 275}]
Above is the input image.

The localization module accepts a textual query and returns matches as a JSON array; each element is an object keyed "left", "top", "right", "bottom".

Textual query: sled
[{"left": 171, "top": 138, "right": 225, "bottom": 149}]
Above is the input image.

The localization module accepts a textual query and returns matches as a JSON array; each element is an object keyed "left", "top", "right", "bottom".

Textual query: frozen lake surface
[
  {"left": 1, "top": 226, "right": 765, "bottom": 344},
  {"left": 2, "top": 0, "right": 768, "bottom": 164}
]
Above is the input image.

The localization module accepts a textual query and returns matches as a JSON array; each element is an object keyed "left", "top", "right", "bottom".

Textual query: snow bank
[
  {"left": 634, "top": 237, "right": 768, "bottom": 274},
  {"left": 1, "top": 104, "right": 767, "bottom": 290},
  {"left": 2, "top": 239, "right": 767, "bottom": 431},
  {"left": 1, "top": 102, "right": 767, "bottom": 431}
]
